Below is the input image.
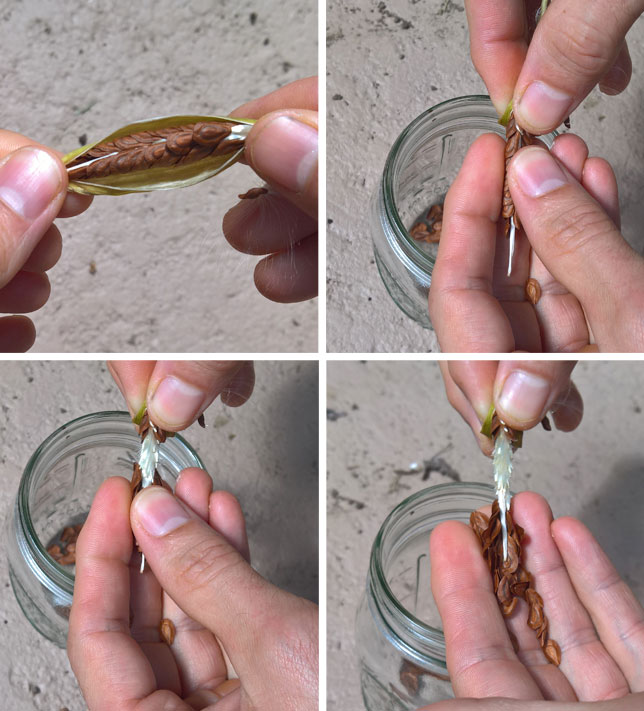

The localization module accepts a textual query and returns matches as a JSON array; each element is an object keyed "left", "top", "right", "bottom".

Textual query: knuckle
[
  {"left": 544, "top": 15, "right": 616, "bottom": 81},
  {"left": 546, "top": 202, "right": 614, "bottom": 261},
  {"left": 176, "top": 535, "right": 245, "bottom": 594}
]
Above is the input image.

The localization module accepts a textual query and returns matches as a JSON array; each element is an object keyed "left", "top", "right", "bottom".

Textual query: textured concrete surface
[
  {"left": 3, "top": 0, "right": 317, "bottom": 353},
  {"left": 328, "top": 361, "right": 644, "bottom": 709},
  {"left": 0, "top": 360, "right": 318, "bottom": 710},
  {"left": 326, "top": 0, "right": 644, "bottom": 352}
]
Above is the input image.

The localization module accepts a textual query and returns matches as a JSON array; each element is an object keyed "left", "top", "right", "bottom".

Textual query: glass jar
[
  {"left": 6, "top": 411, "right": 204, "bottom": 648},
  {"left": 371, "top": 95, "right": 556, "bottom": 328},
  {"left": 356, "top": 481, "right": 499, "bottom": 709}
]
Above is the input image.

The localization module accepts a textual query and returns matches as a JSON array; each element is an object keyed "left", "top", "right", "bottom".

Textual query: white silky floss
[
  {"left": 137, "top": 425, "right": 160, "bottom": 572},
  {"left": 493, "top": 428, "right": 513, "bottom": 562}
]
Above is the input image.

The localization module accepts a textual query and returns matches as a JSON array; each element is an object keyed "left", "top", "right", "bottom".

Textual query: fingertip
[
  {"left": 57, "top": 191, "right": 93, "bottom": 218},
  {"left": 581, "top": 156, "right": 620, "bottom": 228},
  {"left": 175, "top": 467, "right": 213, "bottom": 522},
  {"left": 0, "top": 314, "right": 36, "bottom": 352},
  {"left": 253, "top": 236, "right": 318, "bottom": 303},
  {"left": 209, "top": 490, "right": 250, "bottom": 562}
]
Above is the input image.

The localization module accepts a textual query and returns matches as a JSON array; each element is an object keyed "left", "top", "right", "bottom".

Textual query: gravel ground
[
  {"left": 327, "top": 360, "right": 644, "bottom": 708},
  {"left": 0, "top": 360, "right": 318, "bottom": 710},
  {"left": 3, "top": 0, "right": 317, "bottom": 352},
  {"left": 326, "top": 0, "right": 644, "bottom": 352}
]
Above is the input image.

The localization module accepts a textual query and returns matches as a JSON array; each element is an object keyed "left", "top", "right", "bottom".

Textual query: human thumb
[
  {"left": 244, "top": 109, "right": 317, "bottom": 218},
  {"left": 508, "top": 146, "right": 644, "bottom": 351},
  {"left": 130, "top": 485, "right": 310, "bottom": 685}
]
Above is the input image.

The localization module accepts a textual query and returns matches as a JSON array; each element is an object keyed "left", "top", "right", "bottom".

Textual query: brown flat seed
[
  {"left": 410, "top": 222, "right": 430, "bottom": 240},
  {"left": 526, "top": 278, "right": 541, "bottom": 305},
  {"left": 238, "top": 187, "right": 268, "bottom": 200},
  {"left": 47, "top": 544, "right": 62, "bottom": 558},
  {"left": 160, "top": 618, "right": 176, "bottom": 645},
  {"left": 427, "top": 204, "right": 443, "bottom": 221},
  {"left": 544, "top": 639, "right": 561, "bottom": 666}
]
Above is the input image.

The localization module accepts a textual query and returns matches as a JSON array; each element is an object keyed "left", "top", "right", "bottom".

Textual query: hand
[
  {"left": 68, "top": 470, "right": 319, "bottom": 711},
  {"left": 108, "top": 360, "right": 255, "bottom": 431},
  {"left": 427, "top": 132, "right": 644, "bottom": 352},
  {"left": 440, "top": 361, "right": 582, "bottom": 455},
  {"left": 465, "top": 0, "right": 643, "bottom": 133},
  {"left": 425, "top": 491, "right": 644, "bottom": 709},
  {"left": 222, "top": 77, "right": 318, "bottom": 303},
  {"left": 0, "top": 130, "right": 92, "bottom": 351}
]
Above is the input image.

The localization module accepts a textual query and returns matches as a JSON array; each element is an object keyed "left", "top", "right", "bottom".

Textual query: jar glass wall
[
  {"left": 356, "top": 482, "right": 498, "bottom": 709},
  {"left": 5, "top": 411, "right": 204, "bottom": 648},
  {"left": 371, "top": 95, "right": 556, "bottom": 328}
]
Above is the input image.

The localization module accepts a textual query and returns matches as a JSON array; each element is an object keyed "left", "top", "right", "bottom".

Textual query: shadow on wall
[
  {"left": 577, "top": 456, "right": 644, "bottom": 599},
  {"left": 252, "top": 363, "right": 319, "bottom": 604}
]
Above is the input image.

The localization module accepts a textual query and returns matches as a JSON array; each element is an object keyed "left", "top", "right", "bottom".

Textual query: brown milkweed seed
[
  {"left": 160, "top": 618, "right": 176, "bottom": 645},
  {"left": 525, "top": 278, "right": 541, "bottom": 304},
  {"left": 238, "top": 187, "right": 268, "bottom": 200},
  {"left": 470, "top": 500, "right": 561, "bottom": 665}
]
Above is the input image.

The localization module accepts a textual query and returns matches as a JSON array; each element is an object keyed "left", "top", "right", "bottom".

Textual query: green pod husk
[{"left": 63, "top": 114, "right": 254, "bottom": 196}]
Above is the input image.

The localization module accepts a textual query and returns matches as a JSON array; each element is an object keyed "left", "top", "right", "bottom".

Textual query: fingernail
[
  {"left": 498, "top": 371, "right": 551, "bottom": 424},
  {"left": 150, "top": 376, "right": 205, "bottom": 428},
  {"left": 250, "top": 116, "right": 317, "bottom": 194},
  {"left": 132, "top": 486, "right": 190, "bottom": 536},
  {"left": 0, "top": 147, "right": 62, "bottom": 220},
  {"left": 516, "top": 81, "right": 573, "bottom": 132},
  {"left": 511, "top": 147, "right": 568, "bottom": 198}
]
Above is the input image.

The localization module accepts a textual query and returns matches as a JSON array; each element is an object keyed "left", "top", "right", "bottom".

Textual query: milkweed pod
[{"left": 63, "top": 114, "right": 255, "bottom": 196}]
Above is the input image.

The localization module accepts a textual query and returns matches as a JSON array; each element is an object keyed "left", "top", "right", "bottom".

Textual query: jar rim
[
  {"left": 17, "top": 410, "right": 203, "bottom": 591},
  {"left": 369, "top": 481, "right": 497, "bottom": 662}
]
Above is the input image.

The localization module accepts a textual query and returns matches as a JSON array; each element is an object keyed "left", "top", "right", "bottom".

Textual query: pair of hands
[
  {"left": 68, "top": 361, "right": 318, "bottom": 709},
  {"left": 426, "top": 491, "right": 644, "bottom": 710},
  {"left": 0, "top": 77, "right": 317, "bottom": 352},
  {"left": 429, "top": 1, "right": 644, "bottom": 352},
  {"left": 438, "top": 364, "right": 644, "bottom": 708}
]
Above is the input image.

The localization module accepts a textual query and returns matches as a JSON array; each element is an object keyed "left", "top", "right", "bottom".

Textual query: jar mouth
[
  {"left": 369, "top": 481, "right": 498, "bottom": 666},
  {"left": 381, "top": 94, "right": 556, "bottom": 276},
  {"left": 17, "top": 410, "right": 203, "bottom": 592}
]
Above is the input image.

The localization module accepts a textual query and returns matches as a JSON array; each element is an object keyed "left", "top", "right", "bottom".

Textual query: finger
[
  {"left": 508, "top": 146, "right": 644, "bottom": 350},
  {"left": 220, "top": 361, "right": 255, "bottom": 408},
  {"left": 68, "top": 477, "right": 157, "bottom": 711},
  {"left": 0, "top": 146, "right": 67, "bottom": 288},
  {"left": 550, "top": 380, "right": 584, "bottom": 432},
  {"left": 492, "top": 361, "right": 578, "bottom": 430},
  {"left": 146, "top": 361, "right": 251, "bottom": 431},
  {"left": 550, "top": 134, "right": 588, "bottom": 183},
  {"left": 20, "top": 223, "right": 62, "bottom": 273},
  {"left": 528, "top": 135, "right": 592, "bottom": 352},
  {"left": 0, "top": 270, "right": 50, "bottom": 313},
  {"left": 429, "top": 520, "right": 542, "bottom": 698},
  {"left": 581, "top": 157, "right": 620, "bottom": 229},
  {"left": 0, "top": 128, "right": 93, "bottom": 218},
  {"left": 209, "top": 490, "right": 250, "bottom": 563},
  {"left": 440, "top": 361, "right": 497, "bottom": 456},
  {"left": 553, "top": 516, "right": 644, "bottom": 692},
  {"left": 223, "top": 189, "right": 317, "bottom": 255},
  {"left": 231, "top": 76, "right": 317, "bottom": 118},
  {"left": 511, "top": 493, "right": 629, "bottom": 701},
  {"left": 169, "top": 469, "right": 228, "bottom": 697},
  {"left": 130, "top": 486, "right": 314, "bottom": 688},
  {"left": 513, "top": 0, "right": 644, "bottom": 133},
  {"left": 599, "top": 40, "right": 633, "bottom": 95},
  {"left": 464, "top": 0, "right": 529, "bottom": 114},
  {"left": 0, "top": 315, "right": 35, "bottom": 352},
  {"left": 244, "top": 109, "right": 317, "bottom": 219},
  {"left": 428, "top": 133, "right": 514, "bottom": 352},
  {"left": 107, "top": 361, "right": 157, "bottom": 419},
  {"left": 254, "top": 233, "right": 317, "bottom": 303}
]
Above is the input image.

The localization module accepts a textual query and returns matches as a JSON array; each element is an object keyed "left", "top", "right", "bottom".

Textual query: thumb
[
  {"left": 508, "top": 146, "right": 644, "bottom": 351},
  {"left": 513, "top": 0, "right": 643, "bottom": 133},
  {"left": 0, "top": 146, "right": 67, "bottom": 288},
  {"left": 244, "top": 109, "right": 317, "bottom": 218},
  {"left": 130, "top": 486, "right": 305, "bottom": 679}
]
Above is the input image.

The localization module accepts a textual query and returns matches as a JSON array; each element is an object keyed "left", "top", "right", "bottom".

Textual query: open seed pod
[{"left": 63, "top": 114, "right": 254, "bottom": 196}]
